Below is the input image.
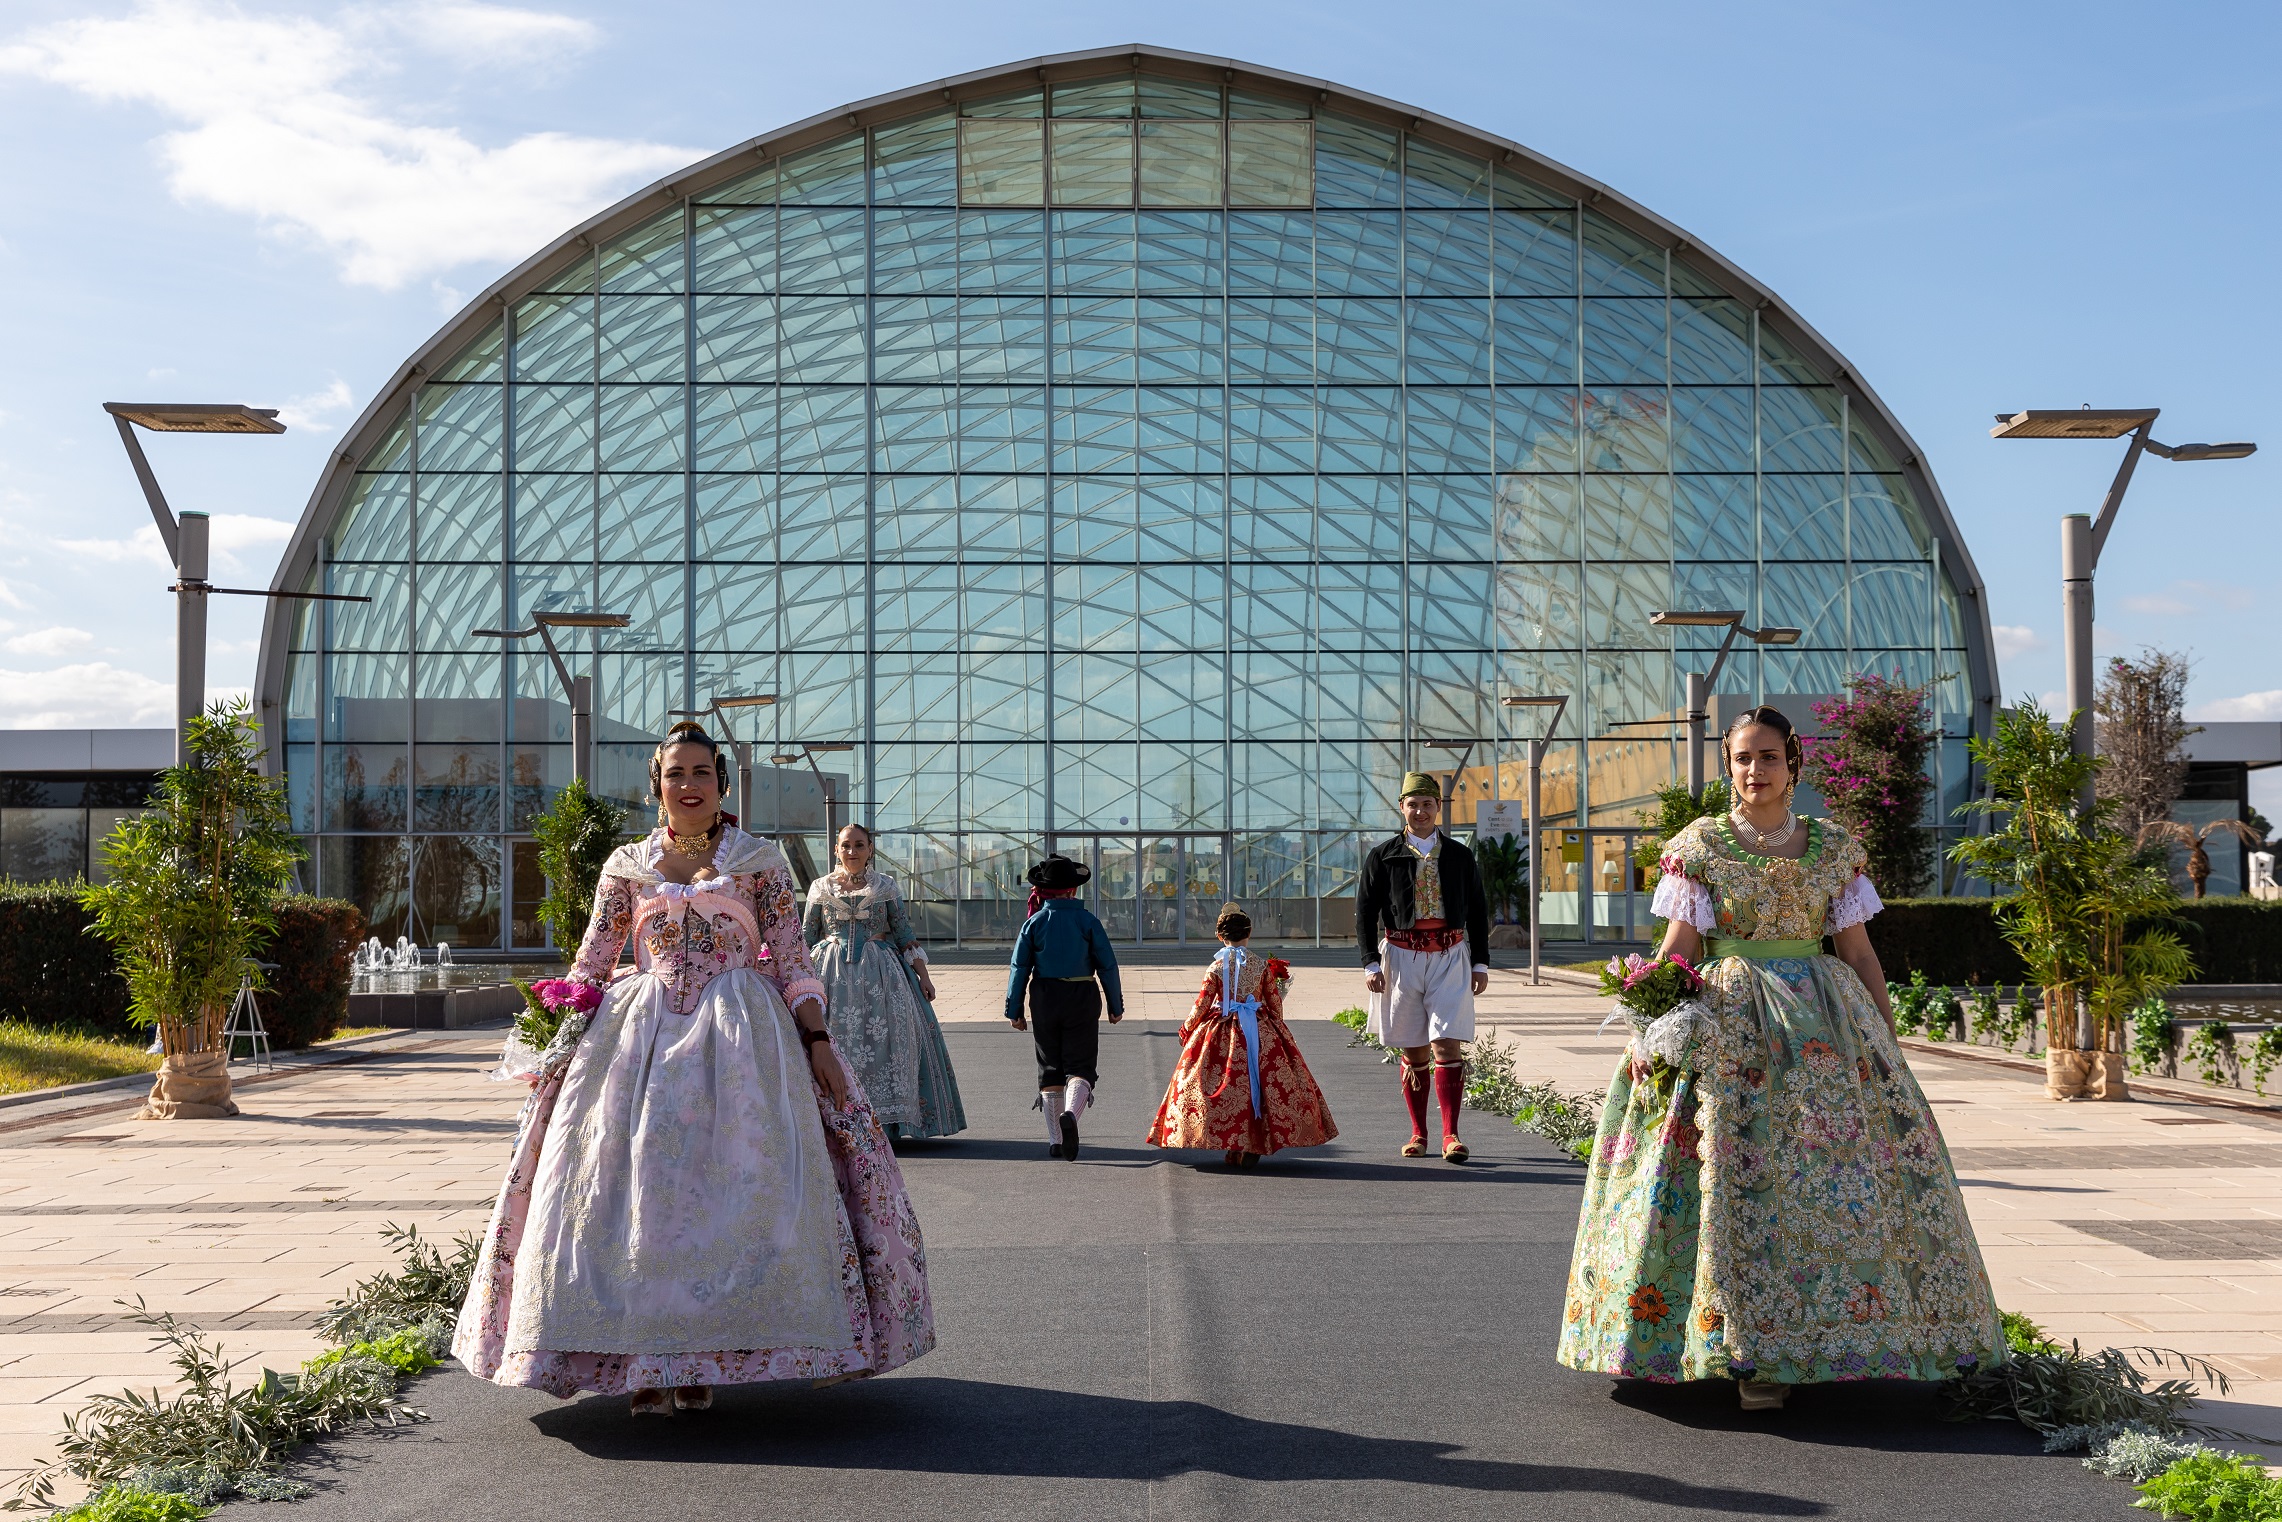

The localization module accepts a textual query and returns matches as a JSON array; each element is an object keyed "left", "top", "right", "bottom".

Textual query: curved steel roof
[{"left": 255, "top": 43, "right": 1996, "bottom": 752}]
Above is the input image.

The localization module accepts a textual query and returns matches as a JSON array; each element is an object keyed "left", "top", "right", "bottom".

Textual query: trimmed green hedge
[
  {"left": 261, "top": 896, "right": 364, "bottom": 1048},
  {"left": 0, "top": 884, "right": 362, "bottom": 1047},
  {"left": 1865, "top": 900, "right": 2029, "bottom": 986},
  {"left": 1867, "top": 896, "right": 2282, "bottom": 987}
]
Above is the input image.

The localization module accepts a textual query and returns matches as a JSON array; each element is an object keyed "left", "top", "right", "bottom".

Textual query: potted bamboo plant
[
  {"left": 82, "top": 699, "right": 301, "bottom": 1119},
  {"left": 1952, "top": 704, "right": 2101, "bottom": 1099},
  {"left": 1951, "top": 703, "right": 2191, "bottom": 1100}
]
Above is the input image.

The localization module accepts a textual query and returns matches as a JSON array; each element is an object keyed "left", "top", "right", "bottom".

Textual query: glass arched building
[{"left": 256, "top": 47, "right": 1996, "bottom": 951}]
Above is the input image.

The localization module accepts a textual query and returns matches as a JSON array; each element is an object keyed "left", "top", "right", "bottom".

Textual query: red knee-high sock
[
  {"left": 1434, "top": 1062, "right": 1465, "bottom": 1141},
  {"left": 1402, "top": 1067, "right": 1431, "bottom": 1141}
]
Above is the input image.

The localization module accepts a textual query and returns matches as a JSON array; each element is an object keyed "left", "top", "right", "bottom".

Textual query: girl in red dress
[{"left": 1146, "top": 904, "right": 1338, "bottom": 1167}]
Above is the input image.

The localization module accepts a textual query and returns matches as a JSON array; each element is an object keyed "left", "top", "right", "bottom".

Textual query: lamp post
[
  {"left": 1647, "top": 610, "right": 1804, "bottom": 795},
  {"left": 1420, "top": 737, "right": 1478, "bottom": 812},
  {"left": 103, "top": 403, "right": 370, "bottom": 764},
  {"left": 771, "top": 742, "right": 855, "bottom": 841},
  {"left": 470, "top": 611, "right": 632, "bottom": 783},
  {"left": 1991, "top": 408, "right": 2256, "bottom": 810},
  {"left": 1503, "top": 693, "right": 1568, "bottom": 986},
  {"left": 669, "top": 693, "right": 777, "bottom": 826}
]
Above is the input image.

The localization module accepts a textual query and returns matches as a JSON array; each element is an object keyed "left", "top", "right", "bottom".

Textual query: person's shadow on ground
[{"left": 527, "top": 1376, "right": 1829, "bottom": 1514}]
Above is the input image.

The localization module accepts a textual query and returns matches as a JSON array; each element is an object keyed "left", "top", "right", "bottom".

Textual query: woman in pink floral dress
[{"left": 454, "top": 722, "right": 933, "bottom": 1414}]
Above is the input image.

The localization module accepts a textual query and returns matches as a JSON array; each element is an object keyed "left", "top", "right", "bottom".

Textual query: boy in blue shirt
[{"left": 1005, "top": 853, "right": 1125, "bottom": 1160}]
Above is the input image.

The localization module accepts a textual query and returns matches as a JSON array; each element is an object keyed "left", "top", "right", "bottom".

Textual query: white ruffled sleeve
[
  {"left": 1650, "top": 872, "right": 1716, "bottom": 934},
  {"left": 1829, "top": 873, "right": 1884, "bottom": 933}
]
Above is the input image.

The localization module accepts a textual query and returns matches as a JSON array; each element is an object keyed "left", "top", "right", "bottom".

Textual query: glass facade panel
[{"left": 274, "top": 67, "right": 1989, "bottom": 945}]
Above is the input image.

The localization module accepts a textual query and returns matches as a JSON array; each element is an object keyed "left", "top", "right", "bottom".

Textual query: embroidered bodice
[
  {"left": 567, "top": 827, "right": 825, "bottom": 1018},
  {"left": 1191, "top": 952, "right": 1289, "bottom": 1026},
  {"left": 803, "top": 870, "right": 927, "bottom": 970},
  {"left": 1651, "top": 816, "right": 1881, "bottom": 941}
]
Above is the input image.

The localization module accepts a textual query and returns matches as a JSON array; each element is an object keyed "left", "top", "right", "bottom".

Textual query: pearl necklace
[{"left": 1730, "top": 807, "right": 1798, "bottom": 852}]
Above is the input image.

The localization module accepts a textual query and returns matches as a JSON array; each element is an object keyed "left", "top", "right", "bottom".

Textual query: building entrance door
[{"left": 1052, "top": 833, "right": 1231, "bottom": 946}]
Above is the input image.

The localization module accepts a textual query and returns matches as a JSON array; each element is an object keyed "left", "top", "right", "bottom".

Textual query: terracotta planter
[{"left": 138, "top": 1047, "right": 238, "bottom": 1120}]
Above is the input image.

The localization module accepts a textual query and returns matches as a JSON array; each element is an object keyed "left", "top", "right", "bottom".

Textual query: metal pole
[
  {"left": 1528, "top": 737, "right": 1544, "bottom": 986},
  {"left": 734, "top": 741, "right": 754, "bottom": 832},
  {"left": 571, "top": 673, "right": 592, "bottom": 785},
  {"left": 2061, "top": 513, "right": 2096, "bottom": 812},
  {"left": 176, "top": 511, "right": 209, "bottom": 764},
  {"left": 1684, "top": 669, "right": 1707, "bottom": 797}
]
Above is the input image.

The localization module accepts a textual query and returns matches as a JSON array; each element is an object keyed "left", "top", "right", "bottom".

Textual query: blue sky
[{"left": 0, "top": 0, "right": 2274, "bottom": 785}]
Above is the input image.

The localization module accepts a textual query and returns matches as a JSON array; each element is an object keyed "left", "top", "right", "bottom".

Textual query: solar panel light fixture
[
  {"left": 468, "top": 611, "right": 635, "bottom": 783},
  {"left": 101, "top": 401, "right": 295, "bottom": 765},
  {"left": 1993, "top": 405, "right": 2258, "bottom": 806},
  {"left": 1650, "top": 610, "right": 1802, "bottom": 793}
]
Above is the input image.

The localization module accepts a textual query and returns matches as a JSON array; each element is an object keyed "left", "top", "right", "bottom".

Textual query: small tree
[
  {"left": 2096, "top": 649, "right": 2195, "bottom": 841},
  {"left": 82, "top": 699, "right": 301, "bottom": 1119},
  {"left": 1802, "top": 672, "right": 1939, "bottom": 897},
  {"left": 1950, "top": 703, "right": 2099, "bottom": 1057},
  {"left": 1474, "top": 832, "right": 1526, "bottom": 924},
  {"left": 2138, "top": 817, "right": 2262, "bottom": 899},
  {"left": 1951, "top": 700, "right": 2194, "bottom": 1098},
  {"left": 1634, "top": 775, "right": 1731, "bottom": 876},
  {"left": 531, "top": 778, "right": 628, "bottom": 955}
]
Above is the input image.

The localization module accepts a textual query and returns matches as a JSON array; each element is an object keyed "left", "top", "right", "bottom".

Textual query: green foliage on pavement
[
  {"left": 1330, "top": 1007, "right": 1602, "bottom": 1161},
  {"left": 2133, "top": 1449, "right": 2282, "bottom": 1520},
  {"left": 10, "top": 1224, "right": 478, "bottom": 1513}
]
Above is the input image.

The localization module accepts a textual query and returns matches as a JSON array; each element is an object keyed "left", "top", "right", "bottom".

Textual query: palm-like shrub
[{"left": 79, "top": 700, "right": 299, "bottom": 1116}]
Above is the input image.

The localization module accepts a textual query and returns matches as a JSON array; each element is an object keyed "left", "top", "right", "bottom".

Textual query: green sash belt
[{"left": 1704, "top": 936, "right": 1823, "bottom": 961}]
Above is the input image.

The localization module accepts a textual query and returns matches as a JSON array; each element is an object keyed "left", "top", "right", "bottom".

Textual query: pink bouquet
[
  {"left": 516, "top": 978, "right": 601, "bottom": 1051},
  {"left": 493, "top": 978, "right": 603, "bottom": 1085},
  {"left": 1596, "top": 953, "right": 1712, "bottom": 1072}
]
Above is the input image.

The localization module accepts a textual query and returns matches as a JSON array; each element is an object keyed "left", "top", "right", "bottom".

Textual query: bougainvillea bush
[{"left": 1804, "top": 673, "right": 1939, "bottom": 897}]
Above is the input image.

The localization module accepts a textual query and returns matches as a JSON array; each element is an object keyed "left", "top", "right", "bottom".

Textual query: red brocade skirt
[{"left": 1146, "top": 1012, "right": 1338, "bottom": 1155}]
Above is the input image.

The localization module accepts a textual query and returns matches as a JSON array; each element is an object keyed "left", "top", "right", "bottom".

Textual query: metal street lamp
[
  {"left": 1420, "top": 737, "right": 1479, "bottom": 807},
  {"left": 469, "top": 610, "right": 632, "bottom": 783},
  {"left": 1648, "top": 611, "right": 1804, "bottom": 796},
  {"left": 668, "top": 693, "right": 778, "bottom": 826},
  {"left": 103, "top": 402, "right": 369, "bottom": 764},
  {"left": 1503, "top": 693, "right": 1569, "bottom": 986},
  {"left": 771, "top": 742, "right": 855, "bottom": 840},
  {"left": 1992, "top": 408, "right": 2257, "bottom": 808}
]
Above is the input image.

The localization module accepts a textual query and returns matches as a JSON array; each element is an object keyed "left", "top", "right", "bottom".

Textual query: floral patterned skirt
[
  {"left": 816, "top": 938, "right": 968, "bottom": 1140},
  {"left": 453, "top": 967, "right": 934, "bottom": 1396},
  {"left": 1146, "top": 1012, "right": 1338, "bottom": 1155},
  {"left": 1557, "top": 952, "right": 2003, "bottom": 1386}
]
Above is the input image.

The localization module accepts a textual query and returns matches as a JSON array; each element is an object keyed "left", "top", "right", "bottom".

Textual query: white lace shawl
[{"left": 1649, "top": 871, "right": 1883, "bottom": 935}]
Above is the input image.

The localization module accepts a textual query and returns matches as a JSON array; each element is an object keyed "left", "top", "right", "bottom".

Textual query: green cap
[{"left": 1398, "top": 771, "right": 1442, "bottom": 800}]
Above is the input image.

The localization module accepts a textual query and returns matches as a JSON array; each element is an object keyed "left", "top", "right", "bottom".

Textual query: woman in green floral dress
[{"left": 1557, "top": 705, "right": 2003, "bottom": 1410}]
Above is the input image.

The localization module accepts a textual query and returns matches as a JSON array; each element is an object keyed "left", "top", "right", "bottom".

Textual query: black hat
[{"left": 1027, "top": 853, "right": 1091, "bottom": 890}]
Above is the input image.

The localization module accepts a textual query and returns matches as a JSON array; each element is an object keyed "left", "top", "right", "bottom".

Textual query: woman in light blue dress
[{"left": 803, "top": 824, "right": 967, "bottom": 1141}]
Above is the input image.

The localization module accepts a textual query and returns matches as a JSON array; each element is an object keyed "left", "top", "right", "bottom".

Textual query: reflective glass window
[{"left": 961, "top": 120, "right": 1045, "bottom": 205}]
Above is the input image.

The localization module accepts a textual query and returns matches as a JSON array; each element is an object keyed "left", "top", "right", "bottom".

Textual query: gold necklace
[{"left": 665, "top": 819, "right": 718, "bottom": 858}]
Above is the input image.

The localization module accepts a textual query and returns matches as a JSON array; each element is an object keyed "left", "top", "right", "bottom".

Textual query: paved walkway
[{"left": 0, "top": 959, "right": 2271, "bottom": 1506}]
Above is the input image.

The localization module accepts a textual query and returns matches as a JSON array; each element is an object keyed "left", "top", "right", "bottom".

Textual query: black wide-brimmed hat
[{"left": 1027, "top": 853, "right": 1091, "bottom": 890}]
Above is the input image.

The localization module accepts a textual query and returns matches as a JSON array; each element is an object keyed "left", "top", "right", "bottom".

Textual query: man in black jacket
[{"left": 1356, "top": 771, "right": 1491, "bottom": 1162}]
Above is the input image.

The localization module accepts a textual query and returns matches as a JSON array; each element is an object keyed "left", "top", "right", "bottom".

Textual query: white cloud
[
  {"left": 56, "top": 512, "right": 296, "bottom": 573},
  {"left": 2194, "top": 690, "right": 2282, "bottom": 722},
  {"left": 1992, "top": 624, "right": 2044, "bottom": 659},
  {"left": 3, "top": 626, "right": 94, "bottom": 658},
  {"left": 391, "top": 1, "right": 597, "bottom": 60},
  {"left": 2121, "top": 580, "right": 2258, "bottom": 618},
  {"left": 276, "top": 378, "right": 354, "bottom": 432},
  {"left": 0, "top": 661, "right": 172, "bottom": 727},
  {"left": 0, "top": 1, "right": 697, "bottom": 289}
]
